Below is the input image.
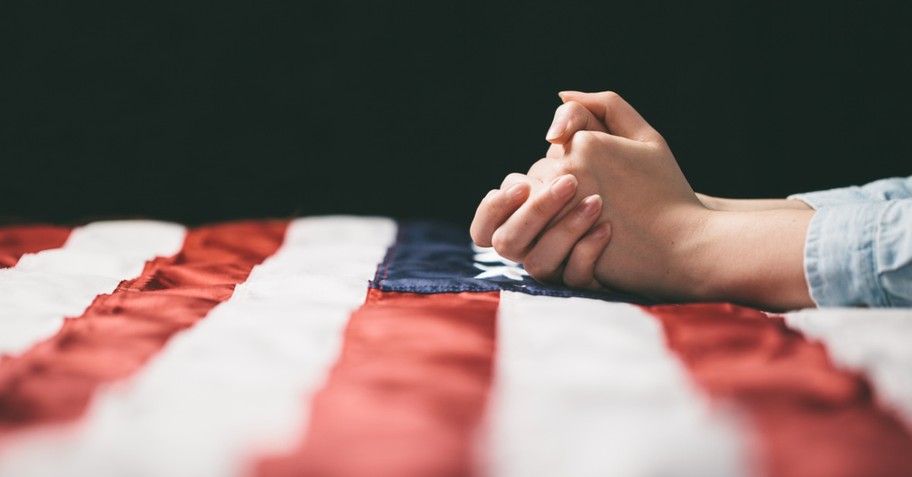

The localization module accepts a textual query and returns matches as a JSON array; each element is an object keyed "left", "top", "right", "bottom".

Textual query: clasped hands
[
  {"left": 470, "top": 90, "right": 816, "bottom": 310},
  {"left": 470, "top": 91, "right": 710, "bottom": 302}
]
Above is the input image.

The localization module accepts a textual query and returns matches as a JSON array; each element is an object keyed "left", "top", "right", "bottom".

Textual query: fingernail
[
  {"left": 592, "top": 223, "right": 611, "bottom": 240},
  {"left": 546, "top": 112, "right": 567, "bottom": 141},
  {"left": 578, "top": 195, "right": 601, "bottom": 217},
  {"left": 558, "top": 90, "right": 580, "bottom": 102},
  {"left": 506, "top": 183, "right": 527, "bottom": 201},
  {"left": 550, "top": 175, "right": 577, "bottom": 199}
]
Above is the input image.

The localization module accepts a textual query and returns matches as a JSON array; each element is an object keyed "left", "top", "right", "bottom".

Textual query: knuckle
[
  {"left": 478, "top": 190, "right": 499, "bottom": 207},
  {"left": 469, "top": 228, "right": 490, "bottom": 247},
  {"left": 600, "top": 90, "right": 622, "bottom": 105},
  {"left": 522, "top": 255, "right": 547, "bottom": 279},
  {"left": 554, "top": 161, "right": 574, "bottom": 177},
  {"left": 528, "top": 157, "right": 558, "bottom": 178},
  {"left": 562, "top": 158, "right": 588, "bottom": 177},
  {"left": 572, "top": 130, "right": 600, "bottom": 151},
  {"left": 574, "top": 238, "right": 601, "bottom": 261},
  {"left": 501, "top": 173, "right": 527, "bottom": 189},
  {"left": 570, "top": 209, "right": 598, "bottom": 231},
  {"left": 469, "top": 221, "right": 494, "bottom": 248},
  {"left": 491, "top": 229, "right": 523, "bottom": 261},
  {"left": 526, "top": 260, "right": 560, "bottom": 284},
  {"left": 529, "top": 196, "right": 553, "bottom": 217},
  {"left": 477, "top": 193, "right": 505, "bottom": 216},
  {"left": 564, "top": 100, "right": 584, "bottom": 112},
  {"left": 564, "top": 160, "right": 588, "bottom": 179},
  {"left": 563, "top": 101, "right": 587, "bottom": 120}
]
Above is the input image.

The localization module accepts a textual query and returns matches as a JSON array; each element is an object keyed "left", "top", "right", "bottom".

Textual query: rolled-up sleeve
[
  {"left": 805, "top": 199, "right": 912, "bottom": 307},
  {"left": 789, "top": 176, "right": 912, "bottom": 208}
]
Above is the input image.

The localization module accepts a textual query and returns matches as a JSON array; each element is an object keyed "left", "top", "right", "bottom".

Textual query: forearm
[
  {"left": 693, "top": 209, "right": 815, "bottom": 311},
  {"left": 697, "top": 193, "right": 812, "bottom": 212}
]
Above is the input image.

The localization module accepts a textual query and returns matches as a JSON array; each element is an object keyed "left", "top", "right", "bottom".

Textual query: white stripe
[
  {"left": 784, "top": 307, "right": 912, "bottom": 427},
  {"left": 0, "top": 216, "right": 396, "bottom": 477},
  {"left": 0, "top": 221, "right": 186, "bottom": 355},
  {"left": 479, "top": 292, "right": 748, "bottom": 477}
]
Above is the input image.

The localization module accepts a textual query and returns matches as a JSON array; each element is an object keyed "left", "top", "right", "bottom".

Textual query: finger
[
  {"left": 470, "top": 182, "right": 531, "bottom": 247},
  {"left": 558, "top": 90, "right": 661, "bottom": 143},
  {"left": 545, "top": 101, "right": 610, "bottom": 144},
  {"left": 521, "top": 194, "right": 603, "bottom": 284},
  {"left": 500, "top": 172, "right": 539, "bottom": 191},
  {"left": 526, "top": 156, "right": 580, "bottom": 224},
  {"left": 490, "top": 174, "right": 578, "bottom": 261},
  {"left": 562, "top": 222, "right": 613, "bottom": 290},
  {"left": 563, "top": 128, "right": 637, "bottom": 164}
]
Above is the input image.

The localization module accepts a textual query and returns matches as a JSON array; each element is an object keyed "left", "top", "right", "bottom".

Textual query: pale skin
[{"left": 470, "top": 91, "right": 816, "bottom": 311}]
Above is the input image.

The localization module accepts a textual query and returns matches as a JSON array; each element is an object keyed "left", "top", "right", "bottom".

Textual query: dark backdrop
[{"left": 3, "top": 1, "right": 910, "bottom": 225}]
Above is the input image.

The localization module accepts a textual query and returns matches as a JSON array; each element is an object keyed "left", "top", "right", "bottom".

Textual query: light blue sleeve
[
  {"left": 788, "top": 176, "right": 912, "bottom": 209},
  {"left": 804, "top": 199, "right": 912, "bottom": 307}
]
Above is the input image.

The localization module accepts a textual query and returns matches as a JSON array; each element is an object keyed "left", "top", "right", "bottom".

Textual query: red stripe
[
  {"left": 258, "top": 289, "right": 498, "bottom": 477},
  {"left": 648, "top": 303, "right": 912, "bottom": 477},
  {"left": 0, "top": 220, "right": 287, "bottom": 439},
  {"left": 0, "top": 225, "right": 72, "bottom": 268}
]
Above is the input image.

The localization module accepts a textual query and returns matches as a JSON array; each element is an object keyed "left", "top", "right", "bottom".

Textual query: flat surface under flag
[{"left": 1, "top": 217, "right": 912, "bottom": 477}]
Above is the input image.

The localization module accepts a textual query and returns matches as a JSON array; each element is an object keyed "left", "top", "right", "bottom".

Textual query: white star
[
  {"left": 471, "top": 244, "right": 520, "bottom": 265},
  {"left": 471, "top": 244, "right": 528, "bottom": 281},
  {"left": 473, "top": 263, "right": 528, "bottom": 281}
]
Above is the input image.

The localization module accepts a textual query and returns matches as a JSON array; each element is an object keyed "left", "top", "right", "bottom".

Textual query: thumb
[
  {"left": 545, "top": 100, "right": 609, "bottom": 145},
  {"left": 558, "top": 91, "right": 661, "bottom": 143}
]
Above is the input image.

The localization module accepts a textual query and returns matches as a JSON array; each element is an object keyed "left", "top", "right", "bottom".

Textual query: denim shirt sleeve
[
  {"left": 788, "top": 176, "right": 912, "bottom": 208},
  {"left": 804, "top": 199, "right": 912, "bottom": 307}
]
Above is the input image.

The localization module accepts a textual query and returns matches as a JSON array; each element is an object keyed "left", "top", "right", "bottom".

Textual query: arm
[
  {"left": 696, "top": 193, "right": 812, "bottom": 211},
  {"left": 553, "top": 122, "right": 814, "bottom": 311},
  {"left": 547, "top": 94, "right": 816, "bottom": 214},
  {"left": 687, "top": 208, "right": 814, "bottom": 309},
  {"left": 689, "top": 197, "right": 912, "bottom": 308},
  {"left": 472, "top": 91, "right": 816, "bottom": 310}
]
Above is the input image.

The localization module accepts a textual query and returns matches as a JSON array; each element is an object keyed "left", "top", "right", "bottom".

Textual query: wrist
[
  {"left": 693, "top": 209, "right": 815, "bottom": 310},
  {"left": 696, "top": 193, "right": 724, "bottom": 210},
  {"left": 641, "top": 204, "right": 717, "bottom": 302}
]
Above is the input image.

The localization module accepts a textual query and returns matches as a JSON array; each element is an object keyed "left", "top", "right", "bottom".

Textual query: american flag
[{"left": 1, "top": 217, "right": 911, "bottom": 477}]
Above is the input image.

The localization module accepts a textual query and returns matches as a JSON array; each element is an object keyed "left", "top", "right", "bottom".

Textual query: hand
[
  {"left": 536, "top": 92, "right": 814, "bottom": 309},
  {"left": 469, "top": 172, "right": 612, "bottom": 290},
  {"left": 475, "top": 91, "right": 700, "bottom": 297},
  {"left": 546, "top": 93, "right": 814, "bottom": 214},
  {"left": 471, "top": 91, "right": 680, "bottom": 291},
  {"left": 470, "top": 92, "right": 627, "bottom": 289},
  {"left": 535, "top": 93, "right": 710, "bottom": 300},
  {"left": 528, "top": 92, "right": 674, "bottom": 290},
  {"left": 474, "top": 91, "right": 814, "bottom": 309}
]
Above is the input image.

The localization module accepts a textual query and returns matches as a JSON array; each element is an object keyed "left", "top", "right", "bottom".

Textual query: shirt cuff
[{"left": 804, "top": 201, "right": 894, "bottom": 307}]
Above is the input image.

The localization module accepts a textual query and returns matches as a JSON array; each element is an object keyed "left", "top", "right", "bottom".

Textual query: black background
[{"left": 3, "top": 1, "right": 910, "bottom": 226}]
